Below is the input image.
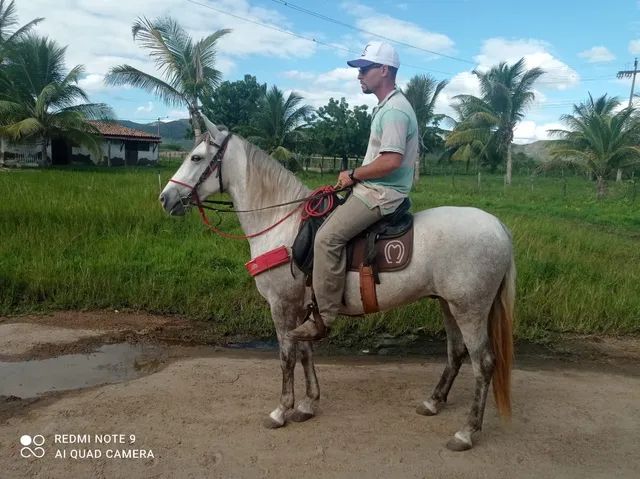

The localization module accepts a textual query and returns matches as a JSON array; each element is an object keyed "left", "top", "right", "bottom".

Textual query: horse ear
[{"left": 201, "top": 114, "right": 219, "bottom": 136}]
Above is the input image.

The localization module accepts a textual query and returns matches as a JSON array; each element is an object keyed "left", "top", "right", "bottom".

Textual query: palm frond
[
  {"left": 196, "top": 29, "right": 231, "bottom": 68},
  {"left": 60, "top": 103, "right": 114, "bottom": 120},
  {"left": 132, "top": 16, "right": 187, "bottom": 74},
  {"left": 104, "top": 65, "right": 186, "bottom": 107},
  {"left": 0, "top": 116, "right": 42, "bottom": 140},
  {"left": 4, "top": 17, "right": 43, "bottom": 43}
]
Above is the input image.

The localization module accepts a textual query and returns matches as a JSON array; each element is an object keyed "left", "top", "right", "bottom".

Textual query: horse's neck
[{"left": 224, "top": 138, "right": 310, "bottom": 256}]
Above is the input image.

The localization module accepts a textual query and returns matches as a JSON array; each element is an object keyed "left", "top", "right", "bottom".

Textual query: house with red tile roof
[{"left": 1, "top": 121, "right": 161, "bottom": 167}]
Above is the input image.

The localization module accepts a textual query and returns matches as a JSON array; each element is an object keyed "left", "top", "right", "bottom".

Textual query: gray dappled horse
[{"left": 159, "top": 118, "right": 515, "bottom": 451}]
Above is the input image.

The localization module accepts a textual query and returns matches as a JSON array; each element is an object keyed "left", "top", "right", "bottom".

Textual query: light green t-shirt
[{"left": 353, "top": 88, "right": 419, "bottom": 214}]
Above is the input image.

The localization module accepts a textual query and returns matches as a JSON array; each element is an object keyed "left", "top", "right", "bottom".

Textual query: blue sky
[{"left": 17, "top": 0, "right": 640, "bottom": 142}]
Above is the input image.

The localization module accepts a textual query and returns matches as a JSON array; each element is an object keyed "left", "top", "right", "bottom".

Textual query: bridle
[
  {"left": 168, "top": 131, "right": 232, "bottom": 207},
  {"left": 167, "top": 130, "right": 349, "bottom": 240}
]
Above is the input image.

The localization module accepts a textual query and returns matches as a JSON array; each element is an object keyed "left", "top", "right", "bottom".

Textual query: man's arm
[{"left": 337, "top": 152, "right": 402, "bottom": 188}]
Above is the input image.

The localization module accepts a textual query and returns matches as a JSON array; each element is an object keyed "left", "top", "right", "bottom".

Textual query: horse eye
[{"left": 191, "top": 155, "right": 202, "bottom": 162}]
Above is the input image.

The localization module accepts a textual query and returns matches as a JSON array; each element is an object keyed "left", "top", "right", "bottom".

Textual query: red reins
[
  {"left": 167, "top": 131, "right": 346, "bottom": 239},
  {"left": 196, "top": 185, "right": 342, "bottom": 240}
]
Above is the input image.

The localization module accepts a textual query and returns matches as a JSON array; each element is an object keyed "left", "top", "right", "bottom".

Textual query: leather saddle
[{"left": 292, "top": 196, "right": 413, "bottom": 313}]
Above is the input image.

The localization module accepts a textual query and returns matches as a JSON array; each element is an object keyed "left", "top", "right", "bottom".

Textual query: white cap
[{"left": 347, "top": 41, "right": 400, "bottom": 69}]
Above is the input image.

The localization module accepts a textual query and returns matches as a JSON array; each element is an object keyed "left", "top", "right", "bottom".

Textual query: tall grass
[{"left": 1, "top": 165, "right": 638, "bottom": 341}]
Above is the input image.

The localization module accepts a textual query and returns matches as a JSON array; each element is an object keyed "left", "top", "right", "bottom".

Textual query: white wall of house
[
  {"left": 71, "top": 141, "right": 121, "bottom": 164},
  {"left": 127, "top": 139, "right": 160, "bottom": 162},
  {"left": 72, "top": 138, "right": 159, "bottom": 165},
  {"left": 0, "top": 137, "right": 49, "bottom": 166},
  {"left": 1, "top": 136, "right": 160, "bottom": 166}
]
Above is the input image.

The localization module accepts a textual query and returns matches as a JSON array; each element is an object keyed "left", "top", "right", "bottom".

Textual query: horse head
[{"left": 159, "top": 115, "right": 230, "bottom": 216}]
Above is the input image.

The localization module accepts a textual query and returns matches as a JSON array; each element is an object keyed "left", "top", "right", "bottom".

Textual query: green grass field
[{"left": 1, "top": 163, "right": 638, "bottom": 343}]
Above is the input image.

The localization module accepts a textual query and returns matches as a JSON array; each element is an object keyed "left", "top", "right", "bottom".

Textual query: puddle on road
[
  {"left": 1, "top": 336, "right": 637, "bottom": 402},
  {"left": 0, "top": 343, "right": 167, "bottom": 399}
]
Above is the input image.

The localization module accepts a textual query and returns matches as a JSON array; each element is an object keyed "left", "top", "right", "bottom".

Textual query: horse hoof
[
  {"left": 446, "top": 437, "right": 473, "bottom": 452},
  {"left": 262, "top": 417, "right": 285, "bottom": 429},
  {"left": 289, "top": 410, "right": 314, "bottom": 423},
  {"left": 416, "top": 402, "right": 438, "bottom": 416}
]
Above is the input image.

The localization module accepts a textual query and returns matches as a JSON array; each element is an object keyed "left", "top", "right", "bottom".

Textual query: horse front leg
[
  {"left": 289, "top": 340, "right": 320, "bottom": 422},
  {"left": 263, "top": 301, "right": 306, "bottom": 429},
  {"left": 263, "top": 332, "right": 297, "bottom": 429}
]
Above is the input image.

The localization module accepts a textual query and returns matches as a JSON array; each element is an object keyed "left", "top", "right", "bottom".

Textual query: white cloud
[
  {"left": 19, "top": 0, "right": 315, "bottom": 83},
  {"left": 434, "top": 71, "right": 481, "bottom": 119},
  {"left": 78, "top": 73, "right": 108, "bottom": 93},
  {"left": 315, "top": 67, "right": 358, "bottom": 85},
  {"left": 629, "top": 39, "right": 640, "bottom": 54},
  {"left": 284, "top": 67, "right": 378, "bottom": 110},
  {"left": 166, "top": 109, "right": 189, "bottom": 121},
  {"left": 136, "top": 101, "right": 154, "bottom": 113},
  {"left": 282, "top": 70, "right": 316, "bottom": 81},
  {"left": 513, "top": 121, "right": 564, "bottom": 144},
  {"left": 341, "top": 2, "right": 456, "bottom": 58},
  {"left": 474, "top": 38, "right": 579, "bottom": 91},
  {"left": 578, "top": 46, "right": 615, "bottom": 63}
]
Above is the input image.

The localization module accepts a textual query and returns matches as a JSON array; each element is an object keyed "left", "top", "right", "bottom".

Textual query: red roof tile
[{"left": 88, "top": 121, "right": 161, "bottom": 141}]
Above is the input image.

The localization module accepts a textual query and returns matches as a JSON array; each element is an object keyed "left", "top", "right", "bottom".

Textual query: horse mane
[{"left": 239, "top": 138, "right": 310, "bottom": 208}]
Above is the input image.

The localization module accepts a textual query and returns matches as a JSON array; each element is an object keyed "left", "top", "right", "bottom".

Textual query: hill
[
  {"left": 512, "top": 140, "right": 554, "bottom": 163},
  {"left": 117, "top": 119, "right": 192, "bottom": 149}
]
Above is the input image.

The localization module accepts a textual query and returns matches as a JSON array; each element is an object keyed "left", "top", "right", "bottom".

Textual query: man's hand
[{"left": 335, "top": 170, "right": 354, "bottom": 189}]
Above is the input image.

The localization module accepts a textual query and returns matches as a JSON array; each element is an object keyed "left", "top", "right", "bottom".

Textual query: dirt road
[{"left": 1, "top": 312, "right": 639, "bottom": 479}]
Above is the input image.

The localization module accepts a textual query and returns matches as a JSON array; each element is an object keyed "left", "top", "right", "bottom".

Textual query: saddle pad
[{"left": 347, "top": 227, "right": 413, "bottom": 272}]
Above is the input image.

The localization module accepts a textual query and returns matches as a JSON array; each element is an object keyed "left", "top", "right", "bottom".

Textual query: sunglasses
[{"left": 358, "top": 63, "right": 383, "bottom": 75}]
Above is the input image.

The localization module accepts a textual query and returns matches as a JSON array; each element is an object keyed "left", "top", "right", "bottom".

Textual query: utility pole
[
  {"left": 615, "top": 59, "right": 639, "bottom": 181},
  {"left": 617, "top": 58, "right": 639, "bottom": 107}
]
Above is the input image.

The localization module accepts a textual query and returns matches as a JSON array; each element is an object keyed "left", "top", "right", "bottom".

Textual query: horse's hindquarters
[{"left": 339, "top": 207, "right": 512, "bottom": 316}]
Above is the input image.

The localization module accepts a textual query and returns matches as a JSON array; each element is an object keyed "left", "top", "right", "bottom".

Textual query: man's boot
[{"left": 286, "top": 302, "right": 328, "bottom": 341}]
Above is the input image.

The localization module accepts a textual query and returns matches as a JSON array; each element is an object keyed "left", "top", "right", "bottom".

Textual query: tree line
[{"left": 2, "top": 4, "right": 640, "bottom": 197}]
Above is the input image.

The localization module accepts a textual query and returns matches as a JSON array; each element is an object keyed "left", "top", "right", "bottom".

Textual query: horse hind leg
[
  {"left": 445, "top": 308, "right": 495, "bottom": 452},
  {"left": 289, "top": 341, "right": 320, "bottom": 423},
  {"left": 417, "top": 299, "right": 467, "bottom": 417}
]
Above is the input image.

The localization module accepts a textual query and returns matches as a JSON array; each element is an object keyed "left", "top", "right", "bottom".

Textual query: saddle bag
[
  {"left": 292, "top": 215, "right": 324, "bottom": 276},
  {"left": 291, "top": 189, "right": 344, "bottom": 275}
]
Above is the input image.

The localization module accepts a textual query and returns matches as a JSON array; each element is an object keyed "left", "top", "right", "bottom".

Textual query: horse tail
[{"left": 489, "top": 249, "right": 515, "bottom": 419}]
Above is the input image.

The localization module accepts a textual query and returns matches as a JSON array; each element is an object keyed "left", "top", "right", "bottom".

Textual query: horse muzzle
[{"left": 159, "top": 189, "right": 187, "bottom": 216}]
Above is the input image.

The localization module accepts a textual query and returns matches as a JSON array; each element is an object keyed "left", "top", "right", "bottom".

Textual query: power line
[
  {"left": 269, "top": 0, "right": 475, "bottom": 65},
  {"left": 185, "top": 0, "right": 455, "bottom": 77}
]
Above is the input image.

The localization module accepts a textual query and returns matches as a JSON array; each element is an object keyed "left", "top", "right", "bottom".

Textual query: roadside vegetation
[{"left": 1, "top": 165, "right": 637, "bottom": 343}]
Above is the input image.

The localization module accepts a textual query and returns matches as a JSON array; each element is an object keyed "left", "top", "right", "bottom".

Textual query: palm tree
[
  {"left": 249, "top": 85, "right": 312, "bottom": 155},
  {"left": 403, "top": 74, "right": 448, "bottom": 180},
  {"left": 453, "top": 58, "right": 544, "bottom": 184},
  {"left": 0, "top": 0, "right": 43, "bottom": 60},
  {"left": 443, "top": 100, "right": 497, "bottom": 171},
  {"left": 547, "top": 93, "right": 640, "bottom": 199},
  {"left": 105, "top": 16, "right": 230, "bottom": 143},
  {"left": 0, "top": 35, "right": 112, "bottom": 164}
]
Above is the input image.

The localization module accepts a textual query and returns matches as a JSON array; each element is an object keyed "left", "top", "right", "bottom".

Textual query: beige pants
[{"left": 313, "top": 195, "right": 382, "bottom": 326}]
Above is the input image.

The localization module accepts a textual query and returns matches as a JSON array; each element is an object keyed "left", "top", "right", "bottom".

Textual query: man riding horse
[{"left": 287, "top": 41, "right": 419, "bottom": 341}]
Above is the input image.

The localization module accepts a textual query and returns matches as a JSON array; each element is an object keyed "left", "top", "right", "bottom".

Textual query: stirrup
[{"left": 304, "top": 300, "right": 320, "bottom": 322}]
